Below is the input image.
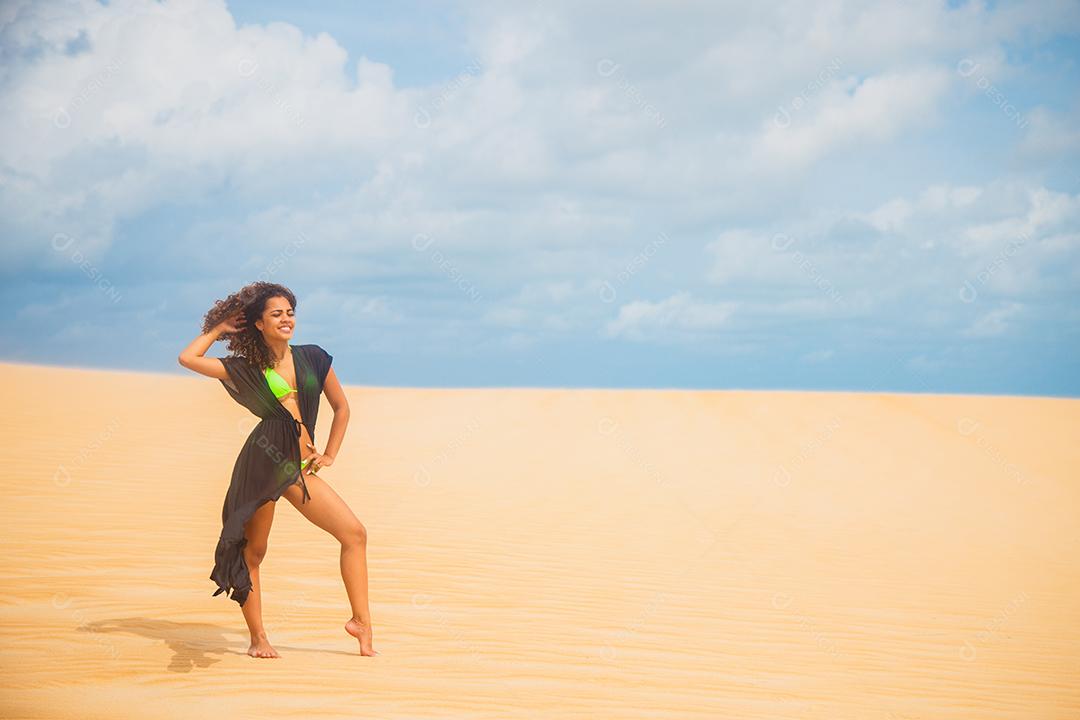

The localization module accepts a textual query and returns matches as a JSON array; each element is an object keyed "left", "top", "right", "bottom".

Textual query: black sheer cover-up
[{"left": 209, "top": 343, "right": 333, "bottom": 607}]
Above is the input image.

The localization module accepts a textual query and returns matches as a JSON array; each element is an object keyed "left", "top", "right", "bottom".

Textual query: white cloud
[
  {"left": 1016, "top": 104, "right": 1080, "bottom": 162},
  {"left": 964, "top": 301, "right": 1024, "bottom": 337},
  {"left": 2, "top": 0, "right": 1078, "bottom": 376},
  {"left": 481, "top": 280, "right": 601, "bottom": 338},
  {"left": 752, "top": 67, "right": 952, "bottom": 169},
  {"left": 604, "top": 292, "right": 737, "bottom": 342},
  {"left": 699, "top": 180, "right": 1080, "bottom": 339},
  {"left": 4, "top": 0, "right": 1073, "bottom": 270}
]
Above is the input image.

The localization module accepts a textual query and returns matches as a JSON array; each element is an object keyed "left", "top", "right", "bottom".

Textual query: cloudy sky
[{"left": 2, "top": 0, "right": 1078, "bottom": 395}]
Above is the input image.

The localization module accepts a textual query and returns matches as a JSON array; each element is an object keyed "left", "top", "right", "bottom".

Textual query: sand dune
[{"left": 1, "top": 360, "right": 1078, "bottom": 719}]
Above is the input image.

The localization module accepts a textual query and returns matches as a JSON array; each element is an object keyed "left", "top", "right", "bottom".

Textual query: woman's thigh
[{"left": 281, "top": 472, "right": 365, "bottom": 543}]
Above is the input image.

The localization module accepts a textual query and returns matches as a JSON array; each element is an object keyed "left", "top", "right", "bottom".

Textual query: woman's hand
[
  {"left": 303, "top": 442, "right": 335, "bottom": 474},
  {"left": 214, "top": 311, "right": 246, "bottom": 338}
]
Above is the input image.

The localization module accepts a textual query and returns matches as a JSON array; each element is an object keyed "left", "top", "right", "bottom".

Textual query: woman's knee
[
  {"left": 244, "top": 540, "right": 268, "bottom": 567},
  {"left": 340, "top": 519, "right": 367, "bottom": 547}
]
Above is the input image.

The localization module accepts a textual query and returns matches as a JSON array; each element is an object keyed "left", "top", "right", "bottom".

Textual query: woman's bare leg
[
  {"left": 242, "top": 498, "right": 280, "bottom": 658},
  {"left": 282, "top": 472, "right": 377, "bottom": 655}
]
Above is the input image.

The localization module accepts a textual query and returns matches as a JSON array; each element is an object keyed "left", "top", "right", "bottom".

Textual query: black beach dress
[{"left": 209, "top": 343, "right": 333, "bottom": 607}]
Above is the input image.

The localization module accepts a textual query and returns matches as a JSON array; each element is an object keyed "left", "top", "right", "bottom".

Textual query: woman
[{"left": 178, "top": 281, "right": 377, "bottom": 658}]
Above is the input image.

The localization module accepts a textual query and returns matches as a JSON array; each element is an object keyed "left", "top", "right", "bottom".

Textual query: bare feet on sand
[
  {"left": 345, "top": 617, "right": 379, "bottom": 656},
  {"left": 248, "top": 633, "right": 280, "bottom": 658}
]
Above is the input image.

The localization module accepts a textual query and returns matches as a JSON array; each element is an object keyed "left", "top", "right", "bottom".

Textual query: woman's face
[{"left": 255, "top": 295, "right": 295, "bottom": 342}]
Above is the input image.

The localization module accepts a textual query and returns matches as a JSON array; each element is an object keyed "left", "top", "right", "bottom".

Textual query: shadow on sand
[{"left": 78, "top": 618, "right": 357, "bottom": 672}]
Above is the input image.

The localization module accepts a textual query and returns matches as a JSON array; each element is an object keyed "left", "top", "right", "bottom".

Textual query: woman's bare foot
[
  {"left": 248, "top": 632, "right": 280, "bottom": 658},
  {"left": 344, "top": 617, "right": 379, "bottom": 656}
]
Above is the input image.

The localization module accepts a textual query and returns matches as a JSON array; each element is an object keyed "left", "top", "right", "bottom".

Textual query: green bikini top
[{"left": 264, "top": 350, "right": 297, "bottom": 399}]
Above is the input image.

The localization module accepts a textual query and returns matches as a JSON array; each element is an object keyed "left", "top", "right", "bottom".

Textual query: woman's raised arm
[{"left": 178, "top": 312, "right": 242, "bottom": 380}]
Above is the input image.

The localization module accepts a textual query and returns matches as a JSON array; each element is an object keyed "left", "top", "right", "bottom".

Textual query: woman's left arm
[{"left": 320, "top": 367, "right": 350, "bottom": 462}]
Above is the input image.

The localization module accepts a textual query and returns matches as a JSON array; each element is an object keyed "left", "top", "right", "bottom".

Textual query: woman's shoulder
[
  {"left": 218, "top": 354, "right": 259, "bottom": 394},
  {"left": 298, "top": 343, "right": 332, "bottom": 359},
  {"left": 297, "top": 344, "right": 333, "bottom": 379}
]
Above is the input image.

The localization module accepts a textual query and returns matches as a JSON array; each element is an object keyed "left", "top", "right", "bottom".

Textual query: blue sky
[{"left": 2, "top": 0, "right": 1079, "bottom": 396}]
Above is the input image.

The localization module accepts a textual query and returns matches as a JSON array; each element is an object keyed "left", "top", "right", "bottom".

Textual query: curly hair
[{"left": 201, "top": 281, "right": 298, "bottom": 370}]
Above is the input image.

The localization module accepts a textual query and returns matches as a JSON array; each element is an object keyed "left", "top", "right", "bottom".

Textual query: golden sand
[{"left": 1, "top": 361, "right": 1077, "bottom": 718}]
